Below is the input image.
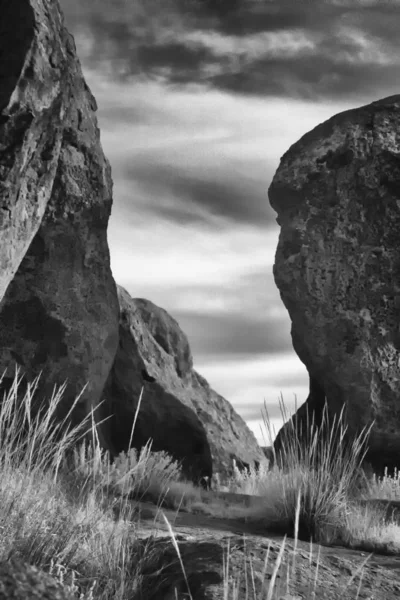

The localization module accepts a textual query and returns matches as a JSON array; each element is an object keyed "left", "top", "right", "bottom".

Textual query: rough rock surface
[
  {"left": 269, "top": 95, "right": 400, "bottom": 473},
  {"left": 0, "top": 560, "right": 74, "bottom": 600},
  {"left": 0, "top": 0, "right": 119, "bottom": 440},
  {"left": 0, "top": 1, "right": 64, "bottom": 300},
  {"left": 103, "top": 286, "right": 266, "bottom": 482}
]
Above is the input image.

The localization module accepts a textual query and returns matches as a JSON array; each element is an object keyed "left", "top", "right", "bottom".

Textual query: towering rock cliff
[
  {"left": 269, "top": 95, "right": 400, "bottom": 473},
  {"left": 0, "top": 0, "right": 120, "bottom": 440}
]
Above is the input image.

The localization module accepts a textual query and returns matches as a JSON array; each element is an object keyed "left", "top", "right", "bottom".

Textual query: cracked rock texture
[
  {"left": 0, "top": 0, "right": 119, "bottom": 440},
  {"left": 269, "top": 95, "right": 400, "bottom": 473},
  {"left": 103, "top": 286, "right": 266, "bottom": 483}
]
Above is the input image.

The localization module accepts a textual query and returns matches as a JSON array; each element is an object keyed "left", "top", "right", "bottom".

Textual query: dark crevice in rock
[{"left": 0, "top": 1, "right": 35, "bottom": 113}]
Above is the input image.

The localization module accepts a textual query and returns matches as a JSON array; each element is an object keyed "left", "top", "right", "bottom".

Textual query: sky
[{"left": 61, "top": 0, "right": 400, "bottom": 445}]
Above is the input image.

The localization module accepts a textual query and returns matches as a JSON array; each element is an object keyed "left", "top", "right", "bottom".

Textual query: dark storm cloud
[
  {"left": 126, "top": 161, "right": 274, "bottom": 226},
  {"left": 172, "top": 311, "right": 292, "bottom": 358},
  {"left": 212, "top": 56, "right": 400, "bottom": 100},
  {"left": 213, "top": 2, "right": 314, "bottom": 36},
  {"left": 63, "top": 0, "right": 400, "bottom": 101}
]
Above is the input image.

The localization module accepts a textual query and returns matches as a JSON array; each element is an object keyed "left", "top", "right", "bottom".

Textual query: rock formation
[
  {"left": 269, "top": 95, "right": 400, "bottom": 474},
  {"left": 103, "top": 286, "right": 266, "bottom": 483},
  {"left": 0, "top": 0, "right": 119, "bottom": 442}
]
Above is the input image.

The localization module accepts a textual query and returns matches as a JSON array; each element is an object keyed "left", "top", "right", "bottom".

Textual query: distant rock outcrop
[
  {"left": 269, "top": 95, "right": 400, "bottom": 474},
  {"left": 0, "top": 0, "right": 119, "bottom": 442},
  {"left": 103, "top": 286, "right": 266, "bottom": 483}
]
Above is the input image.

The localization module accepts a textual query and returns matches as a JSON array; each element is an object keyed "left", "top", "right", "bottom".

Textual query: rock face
[
  {"left": 0, "top": 1, "right": 64, "bottom": 301},
  {"left": 269, "top": 95, "right": 400, "bottom": 473},
  {"left": 0, "top": 0, "right": 119, "bottom": 441},
  {"left": 103, "top": 286, "right": 266, "bottom": 483}
]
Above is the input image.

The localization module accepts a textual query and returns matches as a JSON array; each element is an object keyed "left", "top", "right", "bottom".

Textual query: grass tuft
[{"left": 0, "top": 369, "right": 190, "bottom": 598}]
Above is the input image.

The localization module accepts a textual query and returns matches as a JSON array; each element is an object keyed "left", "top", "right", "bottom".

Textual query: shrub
[
  {"left": 254, "top": 400, "right": 372, "bottom": 543},
  {"left": 364, "top": 466, "right": 400, "bottom": 500}
]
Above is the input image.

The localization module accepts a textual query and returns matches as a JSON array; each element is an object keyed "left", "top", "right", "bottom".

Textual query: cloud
[
  {"left": 86, "top": 73, "right": 351, "bottom": 229},
  {"left": 108, "top": 217, "right": 277, "bottom": 290},
  {"left": 196, "top": 352, "right": 309, "bottom": 443},
  {"left": 90, "top": 72, "right": 343, "bottom": 400},
  {"left": 62, "top": 0, "right": 400, "bottom": 101},
  {"left": 126, "top": 161, "right": 272, "bottom": 226},
  {"left": 173, "top": 310, "right": 292, "bottom": 357},
  {"left": 213, "top": 2, "right": 314, "bottom": 36}
]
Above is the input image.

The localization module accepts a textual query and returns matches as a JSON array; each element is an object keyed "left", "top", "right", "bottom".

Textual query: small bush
[
  {"left": 226, "top": 460, "right": 270, "bottom": 495},
  {"left": 364, "top": 467, "right": 400, "bottom": 500},
  {"left": 249, "top": 400, "right": 372, "bottom": 543},
  {"left": 71, "top": 437, "right": 183, "bottom": 501}
]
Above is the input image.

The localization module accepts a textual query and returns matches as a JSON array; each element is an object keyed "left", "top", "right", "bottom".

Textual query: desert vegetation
[
  {"left": 1, "top": 370, "right": 400, "bottom": 598},
  {"left": 227, "top": 402, "right": 400, "bottom": 555}
]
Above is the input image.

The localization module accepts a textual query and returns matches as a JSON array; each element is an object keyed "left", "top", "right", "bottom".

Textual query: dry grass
[
  {"left": 0, "top": 369, "right": 193, "bottom": 599},
  {"left": 363, "top": 467, "right": 400, "bottom": 500},
  {"left": 0, "top": 370, "right": 397, "bottom": 598},
  {"left": 224, "top": 397, "right": 400, "bottom": 555},
  {"left": 225, "top": 400, "right": 370, "bottom": 544}
]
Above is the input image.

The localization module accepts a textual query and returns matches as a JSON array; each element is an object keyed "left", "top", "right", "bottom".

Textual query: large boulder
[
  {"left": 0, "top": 0, "right": 119, "bottom": 443},
  {"left": 269, "top": 95, "right": 400, "bottom": 474},
  {"left": 103, "top": 286, "right": 266, "bottom": 483}
]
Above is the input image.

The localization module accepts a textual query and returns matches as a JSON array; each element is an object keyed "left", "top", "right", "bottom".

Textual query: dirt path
[{"left": 131, "top": 501, "right": 400, "bottom": 599}]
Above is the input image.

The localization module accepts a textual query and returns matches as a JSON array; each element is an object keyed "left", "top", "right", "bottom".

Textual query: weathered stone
[
  {"left": 269, "top": 95, "right": 400, "bottom": 474},
  {"left": 0, "top": 559, "right": 74, "bottom": 600},
  {"left": 0, "top": 0, "right": 65, "bottom": 301},
  {"left": 0, "top": 0, "right": 119, "bottom": 443},
  {"left": 103, "top": 286, "right": 266, "bottom": 483}
]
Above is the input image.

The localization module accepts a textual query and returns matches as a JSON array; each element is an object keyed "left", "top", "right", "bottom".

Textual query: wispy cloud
[
  {"left": 90, "top": 74, "right": 351, "bottom": 228},
  {"left": 64, "top": 0, "right": 400, "bottom": 100}
]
